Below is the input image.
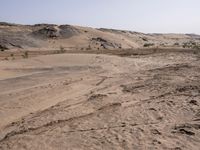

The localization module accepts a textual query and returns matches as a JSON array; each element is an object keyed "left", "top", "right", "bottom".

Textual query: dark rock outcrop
[
  {"left": 59, "top": 25, "right": 79, "bottom": 38},
  {"left": 32, "top": 26, "right": 59, "bottom": 39}
]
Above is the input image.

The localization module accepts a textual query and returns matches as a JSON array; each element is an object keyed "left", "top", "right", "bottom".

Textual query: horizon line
[{"left": 0, "top": 21, "right": 199, "bottom": 36}]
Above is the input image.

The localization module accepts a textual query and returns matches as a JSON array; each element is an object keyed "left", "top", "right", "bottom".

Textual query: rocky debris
[
  {"left": 92, "top": 37, "right": 107, "bottom": 43},
  {"left": 88, "top": 94, "right": 107, "bottom": 101},
  {"left": 182, "top": 41, "right": 200, "bottom": 49},
  {"left": 121, "top": 83, "right": 145, "bottom": 93},
  {"left": 189, "top": 100, "right": 198, "bottom": 106},
  {"left": 172, "top": 123, "right": 200, "bottom": 136},
  {"left": 151, "top": 129, "right": 162, "bottom": 135},
  {"left": 32, "top": 25, "right": 80, "bottom": 39},
  {"left": 91, "top": 37, "right": 122, "bottom": 49},
  {"left": 175, "top": 85, "right": 200, "bottom": 93},
  {"left": 100, "top": 42, "right": 122, "bottom": 49},
  {"left": 173, "top": 128, "right": 195, "bottom": 136},
  {"left": 32, "top": 26, "right": 59, "bottom": 39}
]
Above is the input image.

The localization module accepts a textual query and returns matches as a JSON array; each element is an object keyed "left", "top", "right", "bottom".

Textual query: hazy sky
[{"left": 1, "top": 0, "right": 200, "bottom": 34}]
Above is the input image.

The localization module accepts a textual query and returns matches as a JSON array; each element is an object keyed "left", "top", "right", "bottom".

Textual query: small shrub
[
  {"left": 193, "top": 43, "right": 199, "bottom": 49},
  {"left": 86, "top": 45, "right": 92, "bottom": 50},
  {"left": 174, "top": 42, "right": 179, "bottom": 46},
  {"left": 0, "top": 45, "right": 8, "bottom": 51},
  {"left": 22, "top": 51, "right": 28, "bottom": 59},
  {"left": 58, "top": 46, "right": 65, "bottom": 53},
  {"left": 143, "top": 43, "right": 155, "bottom": 47},
  {"left": 182, "top": 41, "right": 199, "bottom": 49},
  {"left": 10, "top": 53, "right": 15, "bottom": 60}
]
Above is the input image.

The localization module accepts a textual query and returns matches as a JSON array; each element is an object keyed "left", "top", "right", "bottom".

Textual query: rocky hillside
[{"left": 0, "top": 22, "right": 200, "bottom": 51}]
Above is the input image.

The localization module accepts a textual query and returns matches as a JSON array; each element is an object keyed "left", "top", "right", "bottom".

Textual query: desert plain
[{"left": 0, "top": 23, "right": 200, "bottom": 150}]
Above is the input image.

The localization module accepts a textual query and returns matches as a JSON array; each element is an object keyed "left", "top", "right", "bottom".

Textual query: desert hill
[{"left": 0, "top": 22, "right": 200, "bottom": 52}]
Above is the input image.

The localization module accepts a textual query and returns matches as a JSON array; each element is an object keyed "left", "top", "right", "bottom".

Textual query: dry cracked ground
[{"left": 0, "top": 49, "right": 200, "bottom": 150}]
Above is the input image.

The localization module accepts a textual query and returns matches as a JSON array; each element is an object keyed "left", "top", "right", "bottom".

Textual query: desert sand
[{"left": 0, "top": 23, "right": 200, "bottom": 150}]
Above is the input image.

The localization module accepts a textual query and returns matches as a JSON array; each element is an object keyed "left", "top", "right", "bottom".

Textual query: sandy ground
[{"left": 0, "top": 49, "right": 200, "bottom": 150}]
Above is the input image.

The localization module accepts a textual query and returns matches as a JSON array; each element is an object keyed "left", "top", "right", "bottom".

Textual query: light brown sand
[{"left": 0, "top": 50, "right": 200, "bottom": 150}]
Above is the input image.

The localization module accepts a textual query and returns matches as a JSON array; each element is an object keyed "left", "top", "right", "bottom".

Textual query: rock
[
  {"left": 59, "top": 25, "right": 79, "bottom": 38},
  {"left": 32, "top": 26, "right": 59, "bottom": 39}
]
